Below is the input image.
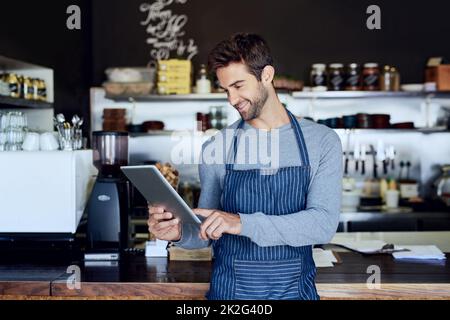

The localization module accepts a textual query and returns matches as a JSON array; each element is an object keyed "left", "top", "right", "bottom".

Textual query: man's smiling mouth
[{"left": 236, "top": 101, "right": 249, "bottom": 112}]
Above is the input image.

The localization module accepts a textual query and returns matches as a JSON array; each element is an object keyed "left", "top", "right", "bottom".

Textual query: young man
[{"left": 148, "top": 33, "right": 342, "bottom": 300}]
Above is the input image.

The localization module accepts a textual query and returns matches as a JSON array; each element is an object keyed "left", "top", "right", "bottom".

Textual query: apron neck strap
[
  {"left": 226, "top": 108, "right": 310, "bottom": 169},
  {"left": 287, "top": 110, "right": 310, "bottom": 166}
]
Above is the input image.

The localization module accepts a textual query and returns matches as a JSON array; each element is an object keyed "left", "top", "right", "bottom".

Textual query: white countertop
[{"left": 331, "top": 231, "right": 450, "bottom": 252}]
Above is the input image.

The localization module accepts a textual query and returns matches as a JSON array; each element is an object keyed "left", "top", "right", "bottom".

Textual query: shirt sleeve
[{"left": 238, "top": 130, "right": 343, "bottom": 247}]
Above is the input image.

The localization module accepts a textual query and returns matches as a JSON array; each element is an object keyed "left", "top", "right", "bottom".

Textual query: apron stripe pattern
[{"left": 207, "top": 110, "right": 319, "bottom": 300}]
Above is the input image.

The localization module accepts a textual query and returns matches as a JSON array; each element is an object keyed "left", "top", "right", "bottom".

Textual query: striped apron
[{"left": 207, "top": 110, "right": 319, "bottom": 300}]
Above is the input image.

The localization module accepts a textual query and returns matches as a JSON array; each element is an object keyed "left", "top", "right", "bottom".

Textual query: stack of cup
[
  {"left": 22, "top": 132, "right": 40, "bottom": 151},
  {"left": 40, "top": 132, "right": 59, "bottom": 151},
  {"left": 22, "top": 132, "right": 60, "bottom": 151}
]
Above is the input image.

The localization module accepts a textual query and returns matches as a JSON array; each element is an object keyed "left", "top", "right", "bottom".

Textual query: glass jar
[
  {"left": 195, "top": 64, "right": 211, "bottom": 94},
  {"left": 345, "top": 63, "right": 362, "bottom": 91},
  {"left": 328, "top": 63, "right": 345, "bottom": 91},
  {"left": 22, "top": 77, "right": 33, "bottom": 100},
  {"left": 362, "top": 63, "right": 380, "bottom": 91},
  {"left": 32, "top": 78, "right": 40, "bottom": 100},
  {"left": 310, "top": 63, "right": 327, "bottom": 89},
  {"left": 0, "top": 73, "right": 11, "bottom": 96},
  {"left": 379, "top": 65, "right": 392, "bottom": 91},
  {"left": 390, "top": 66, "right": 400, "bottom": 91},
  {"left": 38, "top": 79, "right": 47, "bottom": 101},
  {"left": 7, "top": 73, "right": 21, "bottom": 98}
]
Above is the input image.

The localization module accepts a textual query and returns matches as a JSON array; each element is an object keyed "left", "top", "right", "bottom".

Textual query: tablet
[{"left": 121, "top": 165, "right": 201, "bottom": 225}]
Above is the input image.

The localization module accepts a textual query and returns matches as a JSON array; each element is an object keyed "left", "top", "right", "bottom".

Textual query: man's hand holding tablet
[{"left": 147, "top": 205, "right": 181, "bottom": 241}]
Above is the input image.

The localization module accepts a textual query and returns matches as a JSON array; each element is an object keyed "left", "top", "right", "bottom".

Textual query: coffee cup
[
  {"left": 22, "top": 132, "right": 40, "bottom": 151},
  {"left": 40, "top": 132, "right": 59, "bottom": 151},
  {"left": 386, "top": 189, "right": 400, "bottom": 208}
]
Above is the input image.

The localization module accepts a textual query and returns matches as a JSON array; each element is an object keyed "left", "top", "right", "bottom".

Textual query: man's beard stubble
[{"left": 241, "top": 84, "right": 269, "bottom": 121}]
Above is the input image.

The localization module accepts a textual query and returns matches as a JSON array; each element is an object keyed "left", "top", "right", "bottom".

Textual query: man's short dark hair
[{"left": 208, "top": 33, "right": 274, "bottom": 81}]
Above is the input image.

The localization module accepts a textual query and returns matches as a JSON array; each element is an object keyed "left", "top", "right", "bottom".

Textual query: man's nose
[{"left": 228, "top": 90, "right": 239, "bottom": 106}]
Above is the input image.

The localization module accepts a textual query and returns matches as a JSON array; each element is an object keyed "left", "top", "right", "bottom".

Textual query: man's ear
[{"left": 261, "top": 65, "right": 275, "bottom": 85}]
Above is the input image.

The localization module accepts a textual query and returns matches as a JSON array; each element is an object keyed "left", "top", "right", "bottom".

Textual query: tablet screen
[{"left": 121, "top": 165, "right": 201, "bottom": 225}]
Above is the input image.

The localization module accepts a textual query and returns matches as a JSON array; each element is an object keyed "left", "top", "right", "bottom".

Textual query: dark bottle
[
  {"left": 310, "top": 63, "right": 327, "bottom": 88},
  {"left": 345, "top": 63, "right": 362, "bottom": 91},
  {"left": 196, "top": 112, "right": 211, "bottom": 131},
  {"left": 362, "top": 63, "right": 380, "bottom": 91},
  {"left": 328, "top": 63, "right": 345, "bottom": 91}
]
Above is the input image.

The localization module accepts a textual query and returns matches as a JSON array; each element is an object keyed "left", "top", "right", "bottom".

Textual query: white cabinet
[{"left": 0, "top": 150, "right": 97, "bottom": 233}]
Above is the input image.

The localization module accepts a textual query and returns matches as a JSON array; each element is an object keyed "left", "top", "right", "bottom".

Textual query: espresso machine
[{"left": 86, "top": 131, "right": 131, "bottom": 260}]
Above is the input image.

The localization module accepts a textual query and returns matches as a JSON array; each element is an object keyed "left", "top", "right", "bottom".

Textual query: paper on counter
[
  {"left": 392, "top": 245, "right": 446, "bottom": 260},
  {"left": 313, "top": 248, "right": 338, "bottom": 267},
  {"left": 145, "top": 239, "right": 169, "bottom": 257},
  {"left": 330, "top": 240, "right": 389, "bottom": 253}
]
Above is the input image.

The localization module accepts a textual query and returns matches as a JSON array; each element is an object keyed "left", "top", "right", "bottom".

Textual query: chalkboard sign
[
  {"left": 138, "top": 0, "right": 198, "bottom": 60},
  {"left": 92, "top": 0, "right": 450, "bottom": 85},
  {"left": 2, "top": 0, "right": 450, "bottom": 125}
]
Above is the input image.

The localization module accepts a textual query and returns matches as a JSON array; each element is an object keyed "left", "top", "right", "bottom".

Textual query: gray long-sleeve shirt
[{"left": 174, "top": 117, "right": 343, "bottom": 249}]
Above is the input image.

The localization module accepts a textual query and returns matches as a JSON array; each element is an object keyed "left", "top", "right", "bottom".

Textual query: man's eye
[{"left": 235, "top": 86, "right": 241, "bottom": 89}]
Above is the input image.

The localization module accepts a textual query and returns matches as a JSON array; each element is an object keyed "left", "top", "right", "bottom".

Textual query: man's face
[{"left": 217, "top": 62, "right": 269, "bottom": 121}]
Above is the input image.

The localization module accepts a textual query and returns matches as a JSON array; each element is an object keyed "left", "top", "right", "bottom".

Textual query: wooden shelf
[
  {"left": 0, "top": 95, "right": 53, "bottom": 109},
  {"left": 106, "top": 93, "right": 228, "bottom": 102},
  {"left": 291, "top": 91, "right": 450, "bottom": 99},
  {"left": 105, "top": 90, "right": 450, "bottom": 102},
  {"left": 129, "top": 130, "right": 219, "bottom": 137},
  {"left": 333, "top": 127, "right": 449, "bottom": 134},
  {"left": 128, "top": 128, "right": 450, "bottom": 137},
  {"left": 131, "top": 128, "right": 450, "bottom": 136}
]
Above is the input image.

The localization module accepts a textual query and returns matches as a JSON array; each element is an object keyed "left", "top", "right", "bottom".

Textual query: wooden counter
[
  {"left": 1, "top": 231, "right": 449, "bottom": 300},
  {"left": 1, "top": 252, "right": 450, "bottom": 300}
]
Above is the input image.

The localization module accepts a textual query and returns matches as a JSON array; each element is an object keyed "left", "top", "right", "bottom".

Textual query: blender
[{"left": 86, "top": 131, "right": 131, "bottom": 259}]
